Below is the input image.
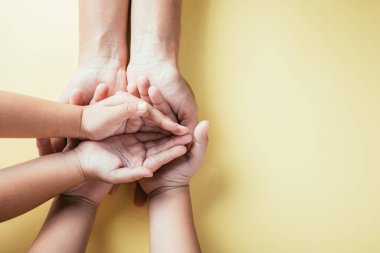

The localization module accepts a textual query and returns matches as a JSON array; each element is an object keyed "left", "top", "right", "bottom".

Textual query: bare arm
[
  {"left": 130, "top": 0, "right": 181, "bottom": 65},
  {"left": 0, "top": 151, "right": 83, "bottom": 222},
  {"left": 127, "top": 0, "right": 199, "bottom": 133},
  {"left": 28, "top": 196, "right": 97, "bottom": 253},
  {"left": 60, "top": 0, "right": 130, "bottom": 104},
  {"left": 148, "top": 187, "right": 201, "bottom": 253},
  {"left": 0, "top": 91, "right": 82, "bottom": 138}
]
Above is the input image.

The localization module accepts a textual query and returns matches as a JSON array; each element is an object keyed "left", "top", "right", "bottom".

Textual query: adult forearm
[
  {"left": 28, "top": 196, "right": 97, "bottom": 253},
  {"left": 0, "top": 151, "right": 83, "bottom": 222},
  {"left": 148, "top": 187, "right": 201, "bottom": 253},
  {"left": 78, "top": 0, "right": 129, "bottom": 66},
  {"left": 130, "top": 0, "right": 182, "bottom": 65},
  {"left": 0, "top": 91, "right": 82, "bottom": 138}
]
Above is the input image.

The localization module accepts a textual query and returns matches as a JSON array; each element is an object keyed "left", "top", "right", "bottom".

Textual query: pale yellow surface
[{"left": 0, "top": 0, "right": 380, "bottom": 252}]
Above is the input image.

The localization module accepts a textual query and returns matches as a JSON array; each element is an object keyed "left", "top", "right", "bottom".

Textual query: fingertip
[
  {"left": 128, "top": 82, "right": 137, "bottom": 92},
  {"left": 137, "top": 102, "right": 148, "bottom": 112},
  {"left": 70, "top": 88, "right": 83, "bottom": 105},
  {"left": 138, "top": 167, "right": 154, "bottom": 178}
]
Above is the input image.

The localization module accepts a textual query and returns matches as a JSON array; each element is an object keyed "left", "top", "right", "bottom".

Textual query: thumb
[
  {"left": 188, "top": 120, "right": 209, "bottom": 167},
  {"left": 106, "top": 167, "right": 153, "bottom": 184}
]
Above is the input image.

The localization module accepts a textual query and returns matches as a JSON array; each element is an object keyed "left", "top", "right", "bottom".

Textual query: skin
[
  {"left": 29, "top": 93, "right": 120, "bottom": 253},
  {"left": 137, "top": 83, "right": 209, "bottom": 253},
  {"left": 0, "top": 132, "right": 191, "bottom": 222},
  {"left": 0, "top": 90, "right": 186, "bottom": 140},
  {"left": 127, "top": 0, "right": 199, "bottom": 133},
  {"left": 61, "top": 0, "right": 129, "bottom": 104},
  {"left": 92, "top": 82, "right": 208, "bottom": 253}
]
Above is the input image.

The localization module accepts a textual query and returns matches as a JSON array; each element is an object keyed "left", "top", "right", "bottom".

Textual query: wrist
[
  {"left": 129, "top": 43, "right": 178, "bottom": 66},
  {"left": 57, "top": 194, "right": 98, "bottom": 210},
  {"left": 148, "top": 185, "right": 190, "bottom": 202},
  {"left": 68, "top": 149, "right": 87, "bottom": 183},
  {"left": 78, "top": 41, "right": 128, "bottom": 68}
]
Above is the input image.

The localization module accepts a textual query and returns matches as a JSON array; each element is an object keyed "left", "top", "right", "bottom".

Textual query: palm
[
  {"left": 64, "top": 134, "right": 145, "bottom": 204},
  {"left": 138, "top": 155, "right": 194, "bottom": 195},
  {"left": 65, "top": 133, "right": 191, "bottom": 204}
]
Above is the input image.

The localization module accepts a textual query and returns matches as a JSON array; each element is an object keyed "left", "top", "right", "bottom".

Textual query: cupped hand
[
  {"left": 75, "top": 133, "right": 192, "bottom": 184},
  {"left": 127, "top": 63, "right": 198, "bottom": 133},
  {"left": 138, "top": 120, "right": 209, "bottom": 196},
  {"left": 130, "top": 81, "right": 209, "bottom": 205}
]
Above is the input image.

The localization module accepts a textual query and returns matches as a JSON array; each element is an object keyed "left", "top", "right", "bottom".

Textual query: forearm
[
  {"left": 130, "top": 0, "right": 182, "bottom": 65},
  {"left": 0, "top": 91, "right": 82, "bottom": 138},
  {"left": 148, "top": 187, "right": 201, "bottom": 253},
  {"left": 28, "top": 195, "right": 97, "bottom": 253},
  {"left": 78, "top": 0, "right": 128, "bottom": 67},
  {"left": 0, "top": 151, "right": 83, "bottom": 222}
]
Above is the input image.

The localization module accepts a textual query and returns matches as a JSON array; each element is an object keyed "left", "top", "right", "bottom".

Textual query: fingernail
[{"left": 138, "top": 103, "right": 147, "bottom": 112}]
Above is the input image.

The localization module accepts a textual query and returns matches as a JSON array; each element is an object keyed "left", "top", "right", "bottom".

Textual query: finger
[
  {"left": 108, "top": 102, "right": 148, "bottom": 123},
  {"left": 148, "top": 85, "right": 177, "bottom": 122},
  {"left": 69, "top": 88, "right": 84, "bottom": 105},
  {"left": 136, "top": 76, "right": 153, "bottom": 104},
  {"left": 127, "top": 82, "right": 141, "bottom": 98},
  {"left": 107, "top": 167, "right": 153, "bottom": 184},
  {"left": 51, "top": 138, "right": 67, "bottom": 153},
  {"left": 109, "top": 184, "right": 120, "bottom": 196},
  {"left": 143, "top": 106, "right": 189, "bottom": 136},
  {"left": 144, "top": 145, "right": 187, "bottom": 172},
  {"left": 36, "top": 138, "right": 54, "bottom": 156},
  {"left": 134, "top": 132, "right": 168, "bottom": 142},
  {"left": 145, "top": 134, "right": 192, "bottom": 156},
  {"left": 188, "top": 120, "right": 209, "bottom": 167},
  {"left": 138, "top": 125, "right": 171, "bottom": 135},
  {"left": 134, "top": 183, "right": 148, "bottom": 207},
  {"left": 91, "top": 83, "right": 109, "bottom": 104}
]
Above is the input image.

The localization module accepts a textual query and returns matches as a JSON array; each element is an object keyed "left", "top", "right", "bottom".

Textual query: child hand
[
  {"left": 130, "top": 78, "right": 209, "bottom": 201},
  {"left": 81, "top": 89, "right": 188, "bottom": 140},
  {"left": 138, "top": 121, "right": 208, "bottom": 197},
  {"left": 74, "top": 133, "right": 192, "bottom": 184}
]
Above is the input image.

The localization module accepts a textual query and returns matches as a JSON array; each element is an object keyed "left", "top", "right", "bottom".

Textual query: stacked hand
[
  {"left": 126, "top": 76, "right": 208, "bottom": 204},
  {"left": 38, "top": 82, "right": 193, "bottom": 206}
]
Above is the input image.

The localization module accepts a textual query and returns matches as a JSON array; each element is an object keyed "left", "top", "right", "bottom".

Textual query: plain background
[{"left": 1, "top": 0, "right": 380, "bottom": 252}]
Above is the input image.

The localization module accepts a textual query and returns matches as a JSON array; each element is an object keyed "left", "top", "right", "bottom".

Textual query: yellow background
[{"left": 1, "top": 0, "right": 380, "bottom": 252}]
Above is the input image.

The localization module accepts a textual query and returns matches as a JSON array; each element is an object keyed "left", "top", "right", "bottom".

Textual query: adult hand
[
  {"left": 127, "top": 65, "right": 198, "bottom": 133},
  {"left": 131, "top": 82, "right": 208, "bottom": 205}
]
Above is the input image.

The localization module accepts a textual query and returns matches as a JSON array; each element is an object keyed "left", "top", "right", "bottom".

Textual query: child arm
[
  {"left": 0, "top": 151, "right": 84, "bottom": 222},
  {"left": 0, "top": 91, "right": 82, "bottom": 138},
  {"left": 28, "top": 195, "right": 97, "bottom": 253}
]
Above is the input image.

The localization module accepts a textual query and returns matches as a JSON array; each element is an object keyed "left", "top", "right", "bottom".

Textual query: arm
[
  {"left": 0, "top": 90, "right": 185, "bottom": 139},
  {"left": 149, "top": 187, "right": 201, "bottom": 253},
  {"left": 61, "top": 0, "right": 129, "bottom": 104},
  {"left": 129, "top": 0, "right": 181, "bottom": 65},
  {"left": 0, "top": 91, "right": 82, "bottom": 138},
  {"left": 0, "top": 151, "right": 83, "bottom": 222},
  {"left": 0, "top": 132, "right": 191, "bottom": 222},
  {"left": 127, "top": 0, "right": 198, "bottom": 132},
  {"left": 133, "top": 84, "right": 209, "bottom": 252},
  {"left": 28, "top": 196, "right": 97, "bottom": 253}
]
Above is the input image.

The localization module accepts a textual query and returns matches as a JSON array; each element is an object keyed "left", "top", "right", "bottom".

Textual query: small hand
[
  {"left": 81, "top": 90, "right": 188, "bottom": 140},
  {"left": 131, "top": 81, "right": 209, "bottom": 204},
  {"left": 75, "top": 133, "right": 192, "bottom": 184}
]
